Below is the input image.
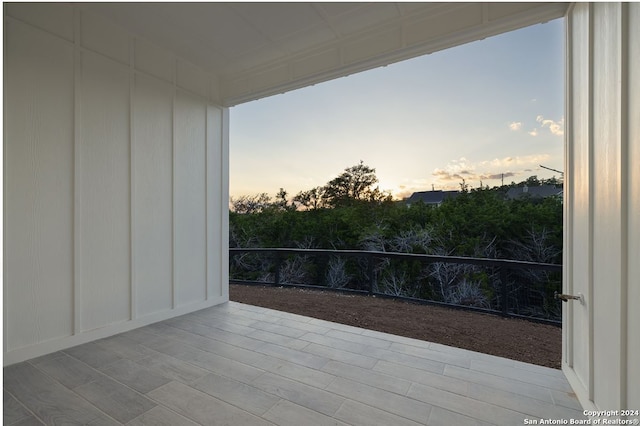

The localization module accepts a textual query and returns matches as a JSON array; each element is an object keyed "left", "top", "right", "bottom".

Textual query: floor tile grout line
[
  {"left": 191, "top": 371, "right": 284, "bottom": 415},
  {"left": 298, "top": 332, "right": 389, "bottom": 360},
  {"left": 134, "top": 325, "right": 346, "bottom": 393},
  {"left": 244, "top": 371, "right": 348, "bottom": 421},
  {"left": 125, "top": 403, "right": 200, "bottom": 426},
  {"left": 29, "top": 350, "right": 214, "bottom": 424},
  {"left": 4, "top": 386, "right": 49, "bottom": 426},
  {"left": 405, "top": 380, "right": 538, "bottom": 425},
  {"left": 248, "top": 368, "right": 345, "bottom": 404},
  {"left": 141, "top": 323, "right": 269, "bottom": 364},
  {"left": 442, "top": 364, "right": 570, "bottom": 406},
  {"left": 245, "top": 322, "right": 310, "bottom": 340},
  {"left": 250, "top": 340, "right": 332, "bottom": 370},
  {"left": 408, "top": 372, "right": 579, "bottom": 419},
  {"left": 462, "top": 362, "right": 573, "bottom": 393},
  {"left": 300, "top": 341, "right": 381, "bottom": 365},
  {"left": 469, "top": 357, "right": 566, "bottom": 377},
  {"left": 63, "top": 362, "right": 159, "bottom": 423},
  {"left": 145, "top": 382, "right": 216, "bottom": 425},
  {"left": 138, "top": 340, "right": 271, "bottom": 385},
  {"left": 23, "top": 356, "right": 143, "bottom": 424},
  {"left": 331, "top": 386, "right": 435, "bottom": 426},
  {"left": 147, "top": 318, "right": 280, "bottom": 355},
  {"left": 320, "top": 371, "right": 342, "bottom": 391},
  {"left": 333, "top": 375, "right": 436, "bottom": 410},
  {"left": 321, "top": 360, "right": 415, "bottom": 397}
]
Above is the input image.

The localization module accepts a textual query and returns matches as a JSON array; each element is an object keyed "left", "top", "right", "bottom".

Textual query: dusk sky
[{"left": 229, "top": 18, "right": 565, "bottom": 200}]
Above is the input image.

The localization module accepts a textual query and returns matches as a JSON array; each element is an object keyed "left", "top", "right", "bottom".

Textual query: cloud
[
  {"left": 481, "top": 172, "right": 517, "bottom": 180},
  {"left": 430, "top": 154, "right": 552, "bottom": 187},
  {"left": 431, "top": 157, "right": 477, "bottom": 182},
  {"left": 479, "top": 154, "right": 551, "bottom": 168},
  {"left": 509, "top": 121, "right": 523, "bottom": 131},
  {"left": 508, "top": 115, "right": 563, "bottom": 137},
  {"left": 393, "top": 178, "right": 435, "bottom": 199},
  {"left": 396, "top": 189, "right": 415, "bottom": 200},
  {"left": 432, "top": 170, "right": 465, "bottom": 182},
  {"left": 536, "top": 115, "right": 564, "bottom": 136}
]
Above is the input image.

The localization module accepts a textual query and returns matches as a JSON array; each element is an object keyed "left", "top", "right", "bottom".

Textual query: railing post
[
  {"left": 274, "top": 252, "right": 281, "bottom": 285},
  {"left": 500, "top": 267, "right": 508, "bottom": 317},
  {"left": 317, "top": 253, "right": 325, "bottom": 287},
  {"left": 367, "top": 254, "right": 374, "bottom": 295}
]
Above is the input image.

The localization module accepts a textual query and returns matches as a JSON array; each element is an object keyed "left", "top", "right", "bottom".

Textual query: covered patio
[
  {"left": 4, "top": 1, "right": 639, "bottom": 418},
  {"left": 5, "top": 302, "right": 584, "bottom": 425}
]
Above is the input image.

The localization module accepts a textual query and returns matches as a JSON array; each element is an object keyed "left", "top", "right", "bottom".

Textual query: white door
[{"left": 563, "top": 2, "right": 639, "bottom": 412}]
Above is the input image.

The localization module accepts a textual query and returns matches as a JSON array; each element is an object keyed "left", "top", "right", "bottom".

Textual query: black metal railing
[{"left": 229, "top": 248, "right": 563, "bottom": 325}]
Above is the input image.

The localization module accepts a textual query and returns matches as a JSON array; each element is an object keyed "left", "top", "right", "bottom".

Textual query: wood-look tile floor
[{"left": 4, "top": 301, "right": 585, "bottom": 425}]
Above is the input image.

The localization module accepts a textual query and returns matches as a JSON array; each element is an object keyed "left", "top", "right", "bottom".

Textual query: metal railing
[{"left": 229, "top": 247, "right": 563, "bottom": 325}]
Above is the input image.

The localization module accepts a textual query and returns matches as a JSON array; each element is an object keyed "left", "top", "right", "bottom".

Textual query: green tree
[
  {"left": 321, "top": 161, "right": 391, "bottom": 207},
  {"left": 230, "top": 193, "right": 272, "bottom": 214},
  {"left": 273, "top": 188, "right": 294, "bottom": 211},
  {"left": 293, "top": 186, "right": 326, "bottom": 210}
]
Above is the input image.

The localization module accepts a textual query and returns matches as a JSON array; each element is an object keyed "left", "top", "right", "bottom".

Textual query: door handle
[{"left": 554, "top": 292, "right": 584, "bottom": 304}]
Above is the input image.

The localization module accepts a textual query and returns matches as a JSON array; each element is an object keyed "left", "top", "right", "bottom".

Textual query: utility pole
[
  {"left": 539, "top": 165, "right": 564, "bottom": 175},
  {"left": 501, "top": 173, "right": 504, "bottom": 187}
]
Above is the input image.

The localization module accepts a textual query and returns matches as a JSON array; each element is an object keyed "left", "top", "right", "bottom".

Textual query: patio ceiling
[{"left": 80, "top": 2, "right": 569, "bottom": 106}]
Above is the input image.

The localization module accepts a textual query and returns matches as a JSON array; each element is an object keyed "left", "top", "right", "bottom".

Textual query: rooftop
[
  {"left": 405, "top": 190, "right": 460, "bottom": 206},
  {"left": 505, "top": 185, "right": 563, "bottom": 200}
]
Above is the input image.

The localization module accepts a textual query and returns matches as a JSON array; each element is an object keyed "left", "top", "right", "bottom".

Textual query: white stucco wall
[
  {"left": 564, "top": 2, "right": 639, "bottom": 411},
  {"left": 4, "top": 4, "right": 229, "bottom": 365}
]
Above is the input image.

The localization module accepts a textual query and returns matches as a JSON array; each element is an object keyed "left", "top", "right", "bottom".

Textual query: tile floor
[{"left": 4, "top": 301, "right": 585, "bottom": 425}]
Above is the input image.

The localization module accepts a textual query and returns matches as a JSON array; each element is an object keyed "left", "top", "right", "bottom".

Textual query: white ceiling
[{"left": 81, "top": 2, "right": 569, "bottom": 106}]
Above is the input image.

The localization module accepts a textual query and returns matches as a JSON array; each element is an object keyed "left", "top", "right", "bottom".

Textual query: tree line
[
  {"left": 230, "top": 161, "right": 562, "bottom": 261},
  {"left": 229, "top": 162, "right": 563, "bottom": 319}
]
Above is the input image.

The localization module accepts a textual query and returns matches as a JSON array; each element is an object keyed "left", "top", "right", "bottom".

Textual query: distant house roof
[
  {"left": 505, "top": 185, "right": 563, "bottom": 200},
  {"left": 406, "top": 190, "right": 459, "bottom": 206}
]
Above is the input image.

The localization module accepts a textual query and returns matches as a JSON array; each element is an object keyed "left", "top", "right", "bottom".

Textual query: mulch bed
[{"left": 230, "top": 284, "right": 562, "bottom": 369}]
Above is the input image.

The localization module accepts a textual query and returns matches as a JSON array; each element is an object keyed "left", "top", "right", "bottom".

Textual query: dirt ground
[{"left": 230, "top": 284, "right": 562, "bottom": 369}]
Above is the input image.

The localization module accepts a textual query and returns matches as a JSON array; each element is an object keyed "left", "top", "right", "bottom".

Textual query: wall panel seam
[
  {"left": 73, "top": 5, "right": 82, "bottom": 335},
  {"left": 4, "top": 15, "right": 74, "bottom": 46},
  {"left": 132, "top": 68, "right": 175, "bottom": 89},
  {"left": 3, "top": 14, "right": 8, "bottom": 353},
  {"left": 218, "top": 108, "right": 229, "bottom": 296},
  {"left": 222, "top": 108, "right": 230, "bottom": 299},
  {"left": 174, "top": 83, "right": 213, "bottom": 102},
  {"left": 205, "top": 105, "right": 209, "bottom": 301},
  {"left": 129, "top": 35, "right": 136, "bottom": 321},
  {"left": 172, "top": 59, "right": 177, "bottom": 310},
  {"left": 618, "top": 2, "right": 629, "bottom": 410},
  {"left": 77, "top": 47, "right": 130, "bottom": 72},
  {"left": 174, "top": 86, "right": 211, "bottom": 100},
  {"left": 80, "top": 46, "right": 215, "bottom": 101},
  {"left": 587, "top": 2, "right": 595, "bottom": 402}
]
